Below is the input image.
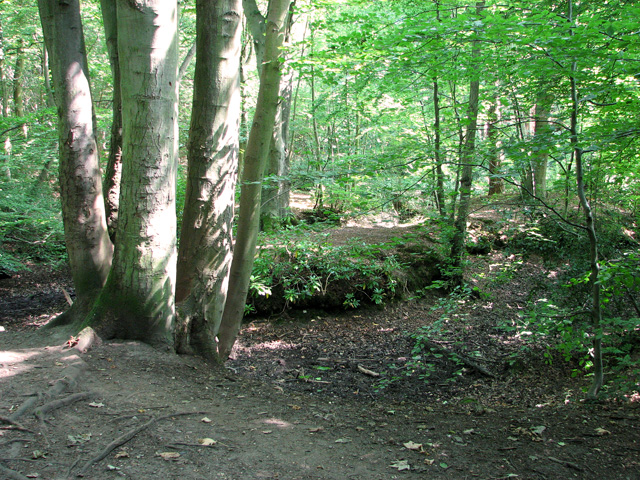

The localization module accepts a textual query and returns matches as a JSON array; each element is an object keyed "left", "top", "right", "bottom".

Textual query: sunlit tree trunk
[
  {"left": 82, "top": 0, "right": 179, "bottom": 346},
  {"left": 487, "top": 94, "right": 504, "bottom": 196},
  {"left": 531, "top": 88, "right": 554, "bottom": 199},
  {"left": 174, "top": 0, "right": 242, "bottom": 360},
  {"left": 13, "top": 37, "right": 24, "bottom": 117},
  {"left": 37, "top": 0, "right": 113, "bottom": 326},
  {"left": 100, "top": 0, "right": 123, "bottom": 242},
  {"left": 217, "top": 0, "right": 292, "bottom": 361},
  {"left": 433, "top": 77, "right": 445, "bottom": 214},
  {"left": 244, "top": 0, "right": 294, "bottom": 230}
]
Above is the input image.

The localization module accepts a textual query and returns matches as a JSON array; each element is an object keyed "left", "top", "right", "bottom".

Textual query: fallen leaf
[
  {"left": 531, "top": 425, "right": 546, "bottom": 435},
  {"left": 32, "top": 450, "right": 46, "bottom": 459},
  {"left": 157, "top": 452, "right": 181, "bottom": 460},
  {"left": 424, "top": 458, "right": 435, "bottom": 465},
  {"left": 440, "top": 462, "right": 449, "bottom": 469},
  {"left": 88, "top": 402, "right": 104, "bottom": 408},
  {"left": 262, "top": 430, "right": 273, "bottom": 434},
  {"left": 595, "top": 427, "right": 611, "bottom": 436},
  {"left": 309, "top": 427, "right": 324, "bottom": 433},
  {"left": 334, "top": 438, "right": 352, "bottom": 443},
  {"left": 390, "top": 459, "right": 411, "bottom": 471},
  {"left": 198, "top": 438, "right": 217, "bottom": 446},
  {"left": 201, "top": 417, "right": 212, "bottom": 423},
  {"left": 403, "top": 441, "right": 423, "bottom": 451}
]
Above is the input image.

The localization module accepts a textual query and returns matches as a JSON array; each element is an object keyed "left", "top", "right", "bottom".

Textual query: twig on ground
[{"left": 547, "top": 456, "right": 583, "bottom": 472}]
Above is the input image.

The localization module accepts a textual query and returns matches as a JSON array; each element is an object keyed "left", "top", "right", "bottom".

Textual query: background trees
[{"left": 0, "top": 0, "right": 638, "bottom": 394}]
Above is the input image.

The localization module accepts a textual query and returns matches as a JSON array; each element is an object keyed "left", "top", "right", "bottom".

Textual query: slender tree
[
  {"left": 450, "top": 1, "right": 483, "bottom": 287},
  {"left": 100, "top": 0, "right": 123, "bottom": 242},
  {"left": 217, "top": 0, "right": 292, "bottom": 361},
  {"left": 37, "top": 0, "right": 113, "bottom": 326},
  {"left": 175, "top": 0, "right": 242, "bottom": 359}
]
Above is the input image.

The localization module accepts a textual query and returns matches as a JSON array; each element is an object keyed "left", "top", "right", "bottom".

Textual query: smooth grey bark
[
  {"left": 487, "top": 95, "right": 504, "bottom": 196},
  {"left": 433, "top": 78, "right": 445, "bottom": 214},
  {"left": 100, "top": 0, "right": 122, "bottom": 242},
  {"left": 37, "top": 0, "right": 113, "bottom": 326},
  {"left": 243, "top": 0, "right": 294, "bottom": 229},
  {"left": 217, "top": 0, "right": 292, "bottom": 361},
  {"left": 82, "top": 0, "right": 179, "bottom": 346},
  {"left": 174, "top": 0, "right": 242, "bottom": 360},
  {"left": 531, "top": 88, "right": 554, "bottom": 199}
]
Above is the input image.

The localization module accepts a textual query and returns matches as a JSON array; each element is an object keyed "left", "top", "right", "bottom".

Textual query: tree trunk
[
  {"left": 174, "top": 0, "right": 242, "bottom": 360},
  {"left": 569, "top": 2, "right": 602, "bottom": 398},
  {"left": 13, "top": 38, "right": 24, "bottom": 117},
  {"left": 37, "top": 0, "right": 113, "bottom": 326},
  {"left": 531, "top": 88, "right": 554, "bottom": 199},
  {"left": 42, "top": 40, "right": 55, "bottom": 108},
  {"left": 100, "top": 0, "right": 123, "bottom": 243},
  {"left": 433, "top": 77, "right": 446, "bottom": 214},
  {"left": 0, "top": 19, "right": 7, "bottom": 117},
  {"left": 450, "top": 1, "right": 483, "bottom": 288},
  {"left": 487, "top": 95, "right": 503, "bottom": 196},
  {"left": 82, "top": 0, "right": 179, "bottom": 346},
  {"left": 243, "top": 0, "right": 294, "bottom": 230},
  {"left": 217, "top": 0, "right": 292, "bottom": 361}
]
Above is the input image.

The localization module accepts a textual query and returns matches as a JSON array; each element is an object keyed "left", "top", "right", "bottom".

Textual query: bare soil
[{"left": 1, "top": 222, "right": 639, "bottom": 479}]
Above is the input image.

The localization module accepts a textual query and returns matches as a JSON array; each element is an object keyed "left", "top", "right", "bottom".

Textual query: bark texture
[
  {"left": 174, "top": 0, "right": 242, "bottom": 359},
  {"left": 217, "top": 0, "right": 292, "bottom": 361},
  {"left": 83, "top": 0, "right": 179, "bottom": 346},
  {"left": 38, "top": 0, "right": 113, "bottom": 326}
]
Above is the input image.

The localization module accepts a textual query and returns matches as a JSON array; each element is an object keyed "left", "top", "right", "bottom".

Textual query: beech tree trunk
[
  {"left": 487, "top": 95, "right": 504, "bottom": 196},
  {"left": 217, "top": 0, "right": 292, "bottom": 361},
  {"left": 244, "top": 0, "right": 294, "bottom": 230},
  {"left": 100, "top": 0, "right": 123, "bottom": 243},
  {"left": 531, "top": 89, "right": 554, "bottom": 199},
  {"left": 37, "top": 0, "right": 113, "bottom": 326},
  {"left": 13, "top": 38, "right": 24, "bottom": 117},
  {"left": 174, "top": 0, "right": 242, "bottom": 360},
  {"left": 81, "top": 0, "right": 179, "bottom": 346}
]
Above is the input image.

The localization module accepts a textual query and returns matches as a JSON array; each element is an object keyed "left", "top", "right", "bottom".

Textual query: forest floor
[{"left": 1, "top": 206, "right": 639, "bottom": 479}]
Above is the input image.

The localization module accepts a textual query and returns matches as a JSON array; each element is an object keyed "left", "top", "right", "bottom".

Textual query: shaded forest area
[{"left": 1, "top": 0, "right": 640, "bottom": 478}]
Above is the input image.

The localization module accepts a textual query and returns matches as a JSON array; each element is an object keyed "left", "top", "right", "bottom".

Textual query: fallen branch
[
  {"left": 35, "top": 392, "right": 95, "bottom": 422},
  {"left": 427, "top": 340, "right": 497, "bottom": 378},
  {"left": 78, "top": 411, "right": 207, "bottom": 476},
  {"left": 548, "top": 456, "right": 583, "bottom": 472}
]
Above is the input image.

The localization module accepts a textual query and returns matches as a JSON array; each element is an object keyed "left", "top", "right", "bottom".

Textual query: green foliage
[{"left": 247, "top": 226, "right": 403, "bottom": 313}]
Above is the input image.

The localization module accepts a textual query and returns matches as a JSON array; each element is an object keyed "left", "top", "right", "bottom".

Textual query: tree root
[
  {"left": 9, "top": 356, "right": 87, "bottom": 422},
  {"left": 0, "top": 462, "right": 31, "bottom": 480},
  {"left": 77, "top": 411, "right": 207, "bottom": 476},
  {"left": 35, "top": 392, "right": 95, "bottom": 422}
]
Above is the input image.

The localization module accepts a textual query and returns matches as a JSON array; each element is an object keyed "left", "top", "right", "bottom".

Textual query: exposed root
[
  {"left": 77, "top": 411, "right": 208, "bottom": 476},
  {"left": 35, "top": 392, "right": 96, "bottom": 422}
]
